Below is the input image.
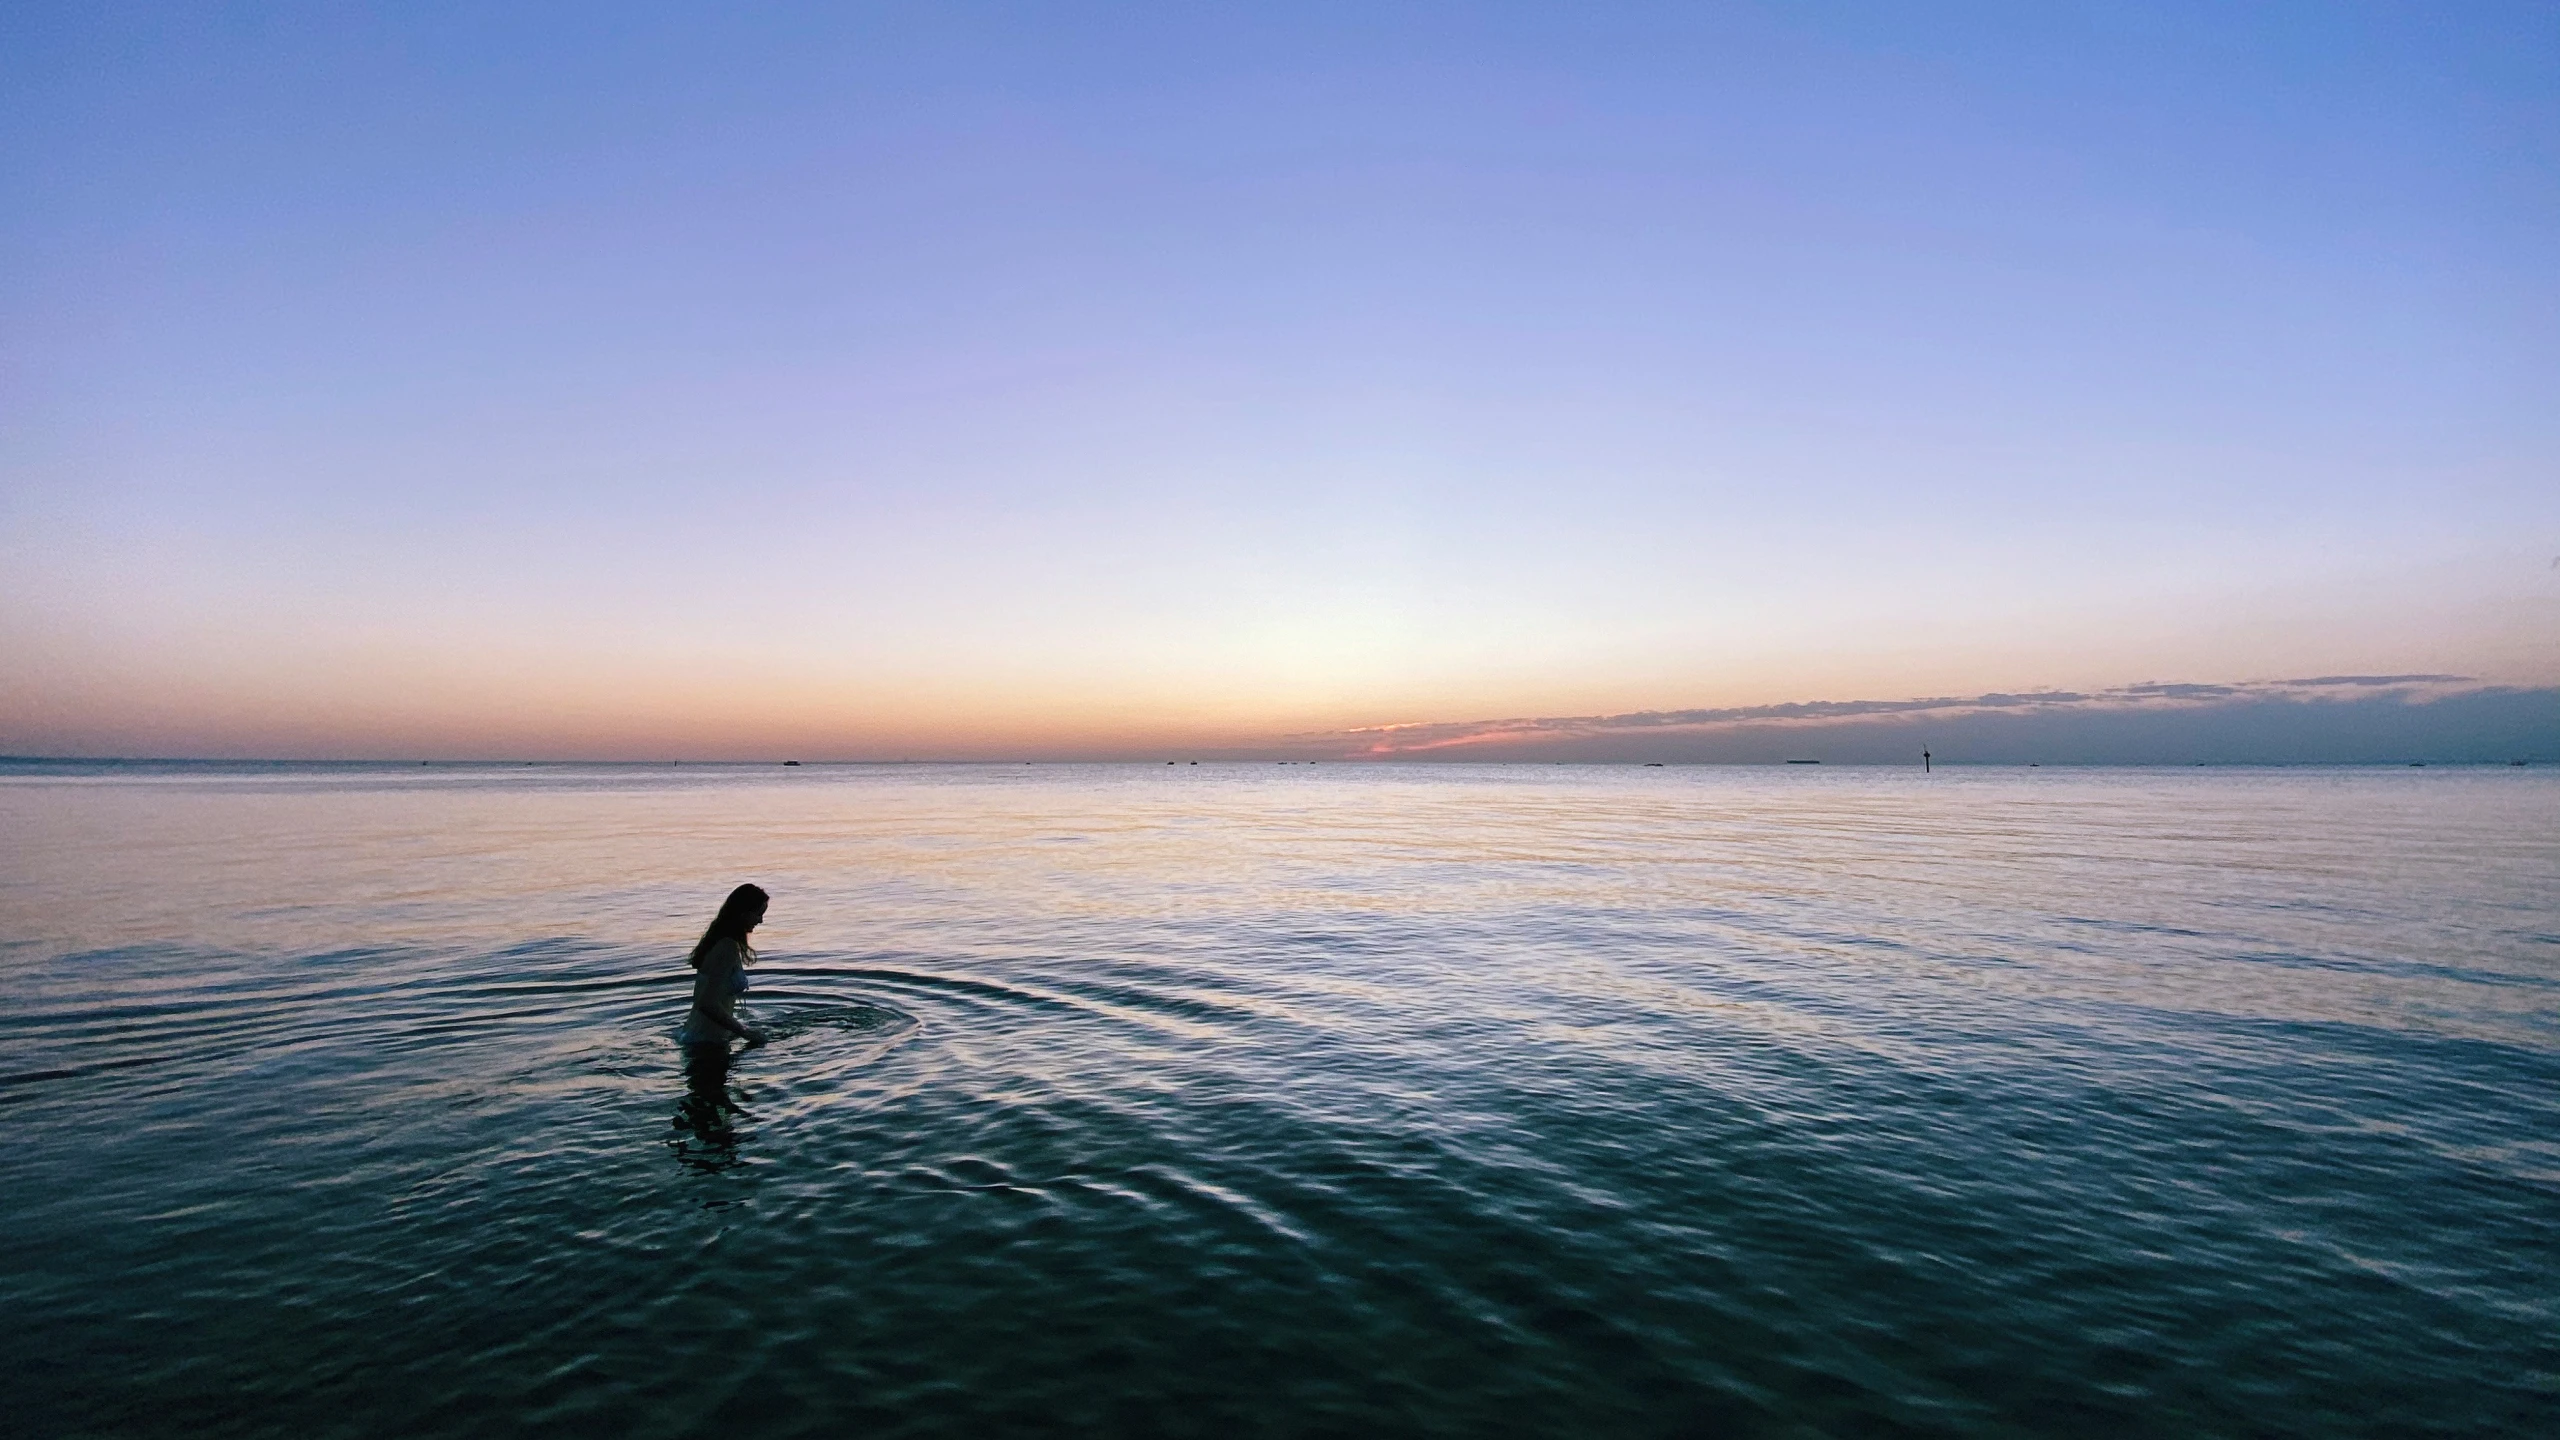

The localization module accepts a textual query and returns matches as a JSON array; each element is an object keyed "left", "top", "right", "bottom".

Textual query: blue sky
[{"left": 3, "top": 3, "right": 2554, "bottom": 757}]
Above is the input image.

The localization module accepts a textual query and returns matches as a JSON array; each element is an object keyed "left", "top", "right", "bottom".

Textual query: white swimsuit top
[{"left": 676, "top": 949, "right": 751, "bottom": 1046}]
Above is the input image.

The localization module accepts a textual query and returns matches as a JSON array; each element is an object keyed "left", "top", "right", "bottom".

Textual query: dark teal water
[{"left": 4, "top": 762, "right": 2555, "bottom": 1437}]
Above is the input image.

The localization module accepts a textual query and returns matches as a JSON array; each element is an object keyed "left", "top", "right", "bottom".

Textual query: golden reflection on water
[{"left": 6, "top": 763, "right": 2551, "bottom": 1048}]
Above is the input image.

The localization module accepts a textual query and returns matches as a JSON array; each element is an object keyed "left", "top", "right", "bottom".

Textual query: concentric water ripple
[{"left": 4, "top": 761, "right": 2556, "bottom": 1437}]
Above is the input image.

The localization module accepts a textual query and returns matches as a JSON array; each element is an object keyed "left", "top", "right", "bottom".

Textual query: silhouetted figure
[
  {"left": 1922, "top": 749, "right": 1932, "bottom": 773},
  {"left": 678, "top": 883, "right": 768, "bottom": 1052}
]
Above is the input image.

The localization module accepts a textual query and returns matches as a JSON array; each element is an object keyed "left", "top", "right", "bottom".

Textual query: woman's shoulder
[{"left": 695, "top": 935, "right": 747, "bottom": 967}]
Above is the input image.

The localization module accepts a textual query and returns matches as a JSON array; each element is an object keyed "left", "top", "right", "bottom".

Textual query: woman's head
[{"left": 690, "top": 883, "right": 769, "bottom": 967}]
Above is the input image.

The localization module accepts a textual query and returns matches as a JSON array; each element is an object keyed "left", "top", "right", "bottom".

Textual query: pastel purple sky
[{"left": 3, "top": 4, "right": 2555, "bottom": 759}]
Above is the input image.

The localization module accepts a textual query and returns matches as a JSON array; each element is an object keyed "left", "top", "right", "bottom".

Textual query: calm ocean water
[{"left": 3, "top": 760, "right": 2554, "bottom": 1438}]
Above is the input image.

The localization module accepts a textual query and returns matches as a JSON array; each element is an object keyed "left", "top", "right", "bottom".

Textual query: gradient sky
[{"left": 4, "top": 3, "right": 2555, "bottom": 758}]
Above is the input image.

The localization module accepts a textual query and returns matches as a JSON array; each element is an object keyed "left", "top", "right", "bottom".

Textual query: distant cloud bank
[{"left": 1271, "top": 676, "right": 2553, "bottom": 764}]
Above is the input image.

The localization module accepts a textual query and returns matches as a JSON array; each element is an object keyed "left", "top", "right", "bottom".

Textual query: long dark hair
[{"left": 690, "top": 883, "right": 768, "bottom": 969}]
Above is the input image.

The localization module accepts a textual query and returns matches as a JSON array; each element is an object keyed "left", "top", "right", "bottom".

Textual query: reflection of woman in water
[
  {"left": 677, "top": 883, "right": 769, "bottom": 1051},
  {"left": 673, "top": 1041, "right": 745, "bottom": 1169}
]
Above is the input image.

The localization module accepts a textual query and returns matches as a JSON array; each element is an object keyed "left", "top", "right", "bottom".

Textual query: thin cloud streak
[{"left": 1291, "top": 675, "right": 2517, "bottom": 761}]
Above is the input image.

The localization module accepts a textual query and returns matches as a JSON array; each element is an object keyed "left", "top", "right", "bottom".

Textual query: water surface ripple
[{"left": 4, "top": 762, "right": 2555, "bottom": 1437}]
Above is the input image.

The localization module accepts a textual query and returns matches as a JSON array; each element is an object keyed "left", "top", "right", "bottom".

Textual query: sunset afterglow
[{"left": 4, "top": 5, "right": 2553, "bottom": 760}]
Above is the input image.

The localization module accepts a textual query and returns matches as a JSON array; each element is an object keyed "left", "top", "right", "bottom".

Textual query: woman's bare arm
[{"left": 690, "top": 953, "right": 764, "bottom": 1043}]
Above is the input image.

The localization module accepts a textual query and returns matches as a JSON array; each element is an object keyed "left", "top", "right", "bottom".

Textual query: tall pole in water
[{"left": 1922, "top": 748, "right": 1931, "bottom": 773}]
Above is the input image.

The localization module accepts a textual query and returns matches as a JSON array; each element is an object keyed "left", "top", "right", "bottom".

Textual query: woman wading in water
[{"left": 679, "top": 883, "right": 769, "bottom": 1050}]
